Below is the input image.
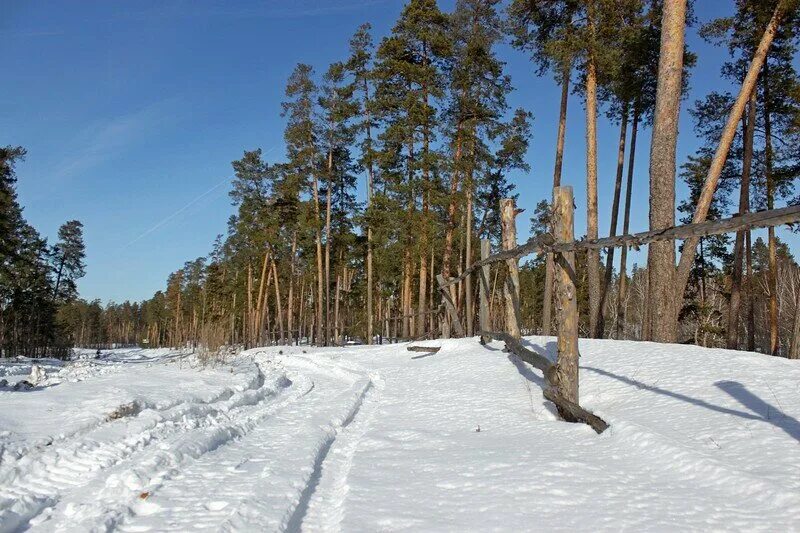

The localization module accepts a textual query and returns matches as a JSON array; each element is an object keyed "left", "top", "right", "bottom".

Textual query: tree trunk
[
  {"left": 402, "top": 249, "right": 411, "bottom": 339},
  {"left": 309, "top": 167, "right": 325, "bottom": 345},
  {"left": 364, "top": 77, "right": 375, "bottom": 346},
  {"left": 334, "top": 270, "right": 341, "bottom": 345},
  {"left": 647, "top": 0, "right": 687, "bottom": 342},
  {"left": 789, "top": 284, "right": 800, "bottom": 359},
  {"left": 746, "top": 231, "right": 756, "bottom": 351},
  {"left": 585, "top": 9, "right": 601, "bottom": 339},
  {"left": 764, "top": 63, "right": 779, "bottom": 356},
  {"left": 673, "top": 0, "right": 788, "bottom": 335},
  {"left": 325, "top": 149, "right": 333, "bottom": 346},
  {"left": 727, "top": 92, "right": 756, "bottom": 349},
  {"left": 465, "top": 174, "right": 474, "bottom": 337},
  {"left": 598, "top": 102, "right": 629, "bottom": 337},
  {"left": 287, "top": 231, "right": 297, "bottom": 345},
  {"left": 616, "top": 106, "right": 639, "bottom": 339},
  {"left": 271, "top": 259, "right": 284, "bottom": 345}
]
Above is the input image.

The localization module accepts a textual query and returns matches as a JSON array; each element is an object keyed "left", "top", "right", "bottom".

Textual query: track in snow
[
  {"left": 0, "top": 359, "right": 309, "bottom": 532},
  {"left": 8, "top": 351, "right": 385, "bottom": 532}
]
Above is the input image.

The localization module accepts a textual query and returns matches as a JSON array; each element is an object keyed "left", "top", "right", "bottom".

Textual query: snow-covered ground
[{"left": 1, "top": 339, "right": 799, "bottom": 532}]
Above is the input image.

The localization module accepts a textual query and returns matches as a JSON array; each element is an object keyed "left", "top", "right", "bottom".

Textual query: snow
[{"left": 1, "top": 339, "right": 799, "bottom": 532}]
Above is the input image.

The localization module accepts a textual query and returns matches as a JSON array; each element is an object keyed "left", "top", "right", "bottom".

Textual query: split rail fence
[{"left": 437, "top": 186, "right": 800, "bottom": 433}]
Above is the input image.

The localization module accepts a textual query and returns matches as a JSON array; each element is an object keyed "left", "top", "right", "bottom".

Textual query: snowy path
[{"left": 1, "top": 340, "right": 799, "bottom": 532}]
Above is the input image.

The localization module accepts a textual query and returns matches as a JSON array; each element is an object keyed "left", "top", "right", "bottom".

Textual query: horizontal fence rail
[{"left": 439, "top": 204, "right": 800, "bottom": 289}]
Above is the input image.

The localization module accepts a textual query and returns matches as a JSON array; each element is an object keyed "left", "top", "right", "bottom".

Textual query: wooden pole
[
  {"left": 500, "top": 199, "right": 521, "bottom": 339},
  {"left": 479, "top": 239, "right": 491, "bottom": 344},
  {"left": 553, "top": 186, "right": 579, "bottom": 409}
]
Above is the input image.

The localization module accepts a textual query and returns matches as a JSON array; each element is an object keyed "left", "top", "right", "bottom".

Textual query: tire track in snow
[
  {"left": 297, "top": 372, "right": 383, "bottom": 532},
  {"left": 3, "top": 361, "right": 298, "bottom": 532},
  {"left": 0, "top": 355, "right": 256, "bottom": 468},
  {"left": 110, "top": 352, "right": 376, "bottom": 532},
  {"left": 281, "top": 374, "right": 380, "bottom": 533},
  {"left": 40, "top": 369, "right": 313, "bottom": 532}
]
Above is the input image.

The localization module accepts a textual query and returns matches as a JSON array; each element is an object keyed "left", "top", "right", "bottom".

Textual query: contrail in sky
[
  {"left": 122, "top": 178, "right": 229, "bottom": 249},
  {"left": 122, "top": 144, "right": 279, "bottom": 249}
]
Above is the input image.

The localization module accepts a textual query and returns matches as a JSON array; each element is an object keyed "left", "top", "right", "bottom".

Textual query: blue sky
[{"left": 3, "top": 0, "right": 796, "bottom": 303}]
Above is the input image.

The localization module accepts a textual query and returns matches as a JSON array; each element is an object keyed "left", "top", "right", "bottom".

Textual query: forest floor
[{"left": 1, "top": 339, "right": 799, "bottom": 532}]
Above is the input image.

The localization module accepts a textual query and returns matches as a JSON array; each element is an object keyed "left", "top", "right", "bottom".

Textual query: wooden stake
[
  {"left": 553, "top": 186, "right": 579, "bottom": 409},
  {"left": 500, "top": 199, "right": 521, "bottom": 339}
]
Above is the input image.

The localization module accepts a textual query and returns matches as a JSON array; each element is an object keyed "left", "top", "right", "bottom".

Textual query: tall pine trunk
[
  {"left": 311, "top": 174, "right": 325, "bottom": 346},
  {"left": 763, "top": 62, "right": 779, "bottom": 356},
  {"left": 616, "top": 106, "right": 639, "bottom": 338},
  {"left": 647, "top": 0, "right": 687, "bottom": 342},
  {"left": 464, "top": 137, "right": 476, "bottom": 337},
  {"left": 325, "top": 149, "right": 333, "bottom": 346},
  {"left": 585, "top": 49, "right": 601, "bottom": 339},
  {"left": 726, "top": 92, "right": 756, "bottom": 349},
  {"left": 287, "top": 231, "right": 297, "bottom": 344},
  {"left": 746, "top": 231, "right": 756, "bottom": 351},
  {"left": 598, "top": 102, "right": 629, "bottom": 336}
]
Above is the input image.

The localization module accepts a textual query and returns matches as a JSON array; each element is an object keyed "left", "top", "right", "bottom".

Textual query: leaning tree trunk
[
  {"left": 616, "top": 105, "right": 640, "bottom": 339},
  {"left": 647, "top": 0, "right": 687, "bottom": 343},
  {"left": 727, "top": 91, "right": 756, "bottom": 350},
  {"left": 543, "top": 67, "right": 570, "bottom": 337},
  {"left": 598, "top": 102, "right": 629, "bottom": 337},
  {"left": 673, "top": 0, "right": 789, "bottom": 337}
]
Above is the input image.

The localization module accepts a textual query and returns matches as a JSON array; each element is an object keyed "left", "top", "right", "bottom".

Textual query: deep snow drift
[{"left": 1, "top": 339, "right": 798, "bottom": 532}]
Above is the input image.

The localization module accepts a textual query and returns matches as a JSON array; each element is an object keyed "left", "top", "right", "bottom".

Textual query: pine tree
[
  {"left": 319, "top": 61, "right": 359, "bottom": 344},
  {"left": 373, "top": 0, "right": 451, "bottom": 338},
  {"left": 347, "top": 23, "right": 378, "bottom": 344},
  {"left": 282, "top": 64, "right": 325, "bottom": 344},
  {"left": 445, "top": 0, "right": 528, "bottom": 336},
  {"left": 52, "top": 220, "right": 86, "bottom": 303}
]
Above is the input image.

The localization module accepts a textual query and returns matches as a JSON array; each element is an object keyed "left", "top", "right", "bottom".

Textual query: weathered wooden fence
[{"left": 437, "top": 187, "right": 800, "bottom": 433}]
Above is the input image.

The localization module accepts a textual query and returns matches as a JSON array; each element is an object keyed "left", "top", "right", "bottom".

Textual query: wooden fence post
[
  {"left": 500, "top": 199, "right": 522, "bottom": 339},
  {"left": 552, "top": 186, "right": 579, "bottom": 407},
  {"left": 479, "top": 239, "right": 491, "bottom": 343}
]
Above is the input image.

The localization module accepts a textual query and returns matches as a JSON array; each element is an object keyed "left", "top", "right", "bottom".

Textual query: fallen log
[
  {"left": 543, "top": 389, "right": 609, "bottom": 434},
  {"left": 479, "top": 330, "right": 609, "bottom": 434},
  {"left": 407, "top": 346, "right": 441, "bottom": 353},
  {"left": 479, "top": 331, "right": 552, "bottom": 373}
]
